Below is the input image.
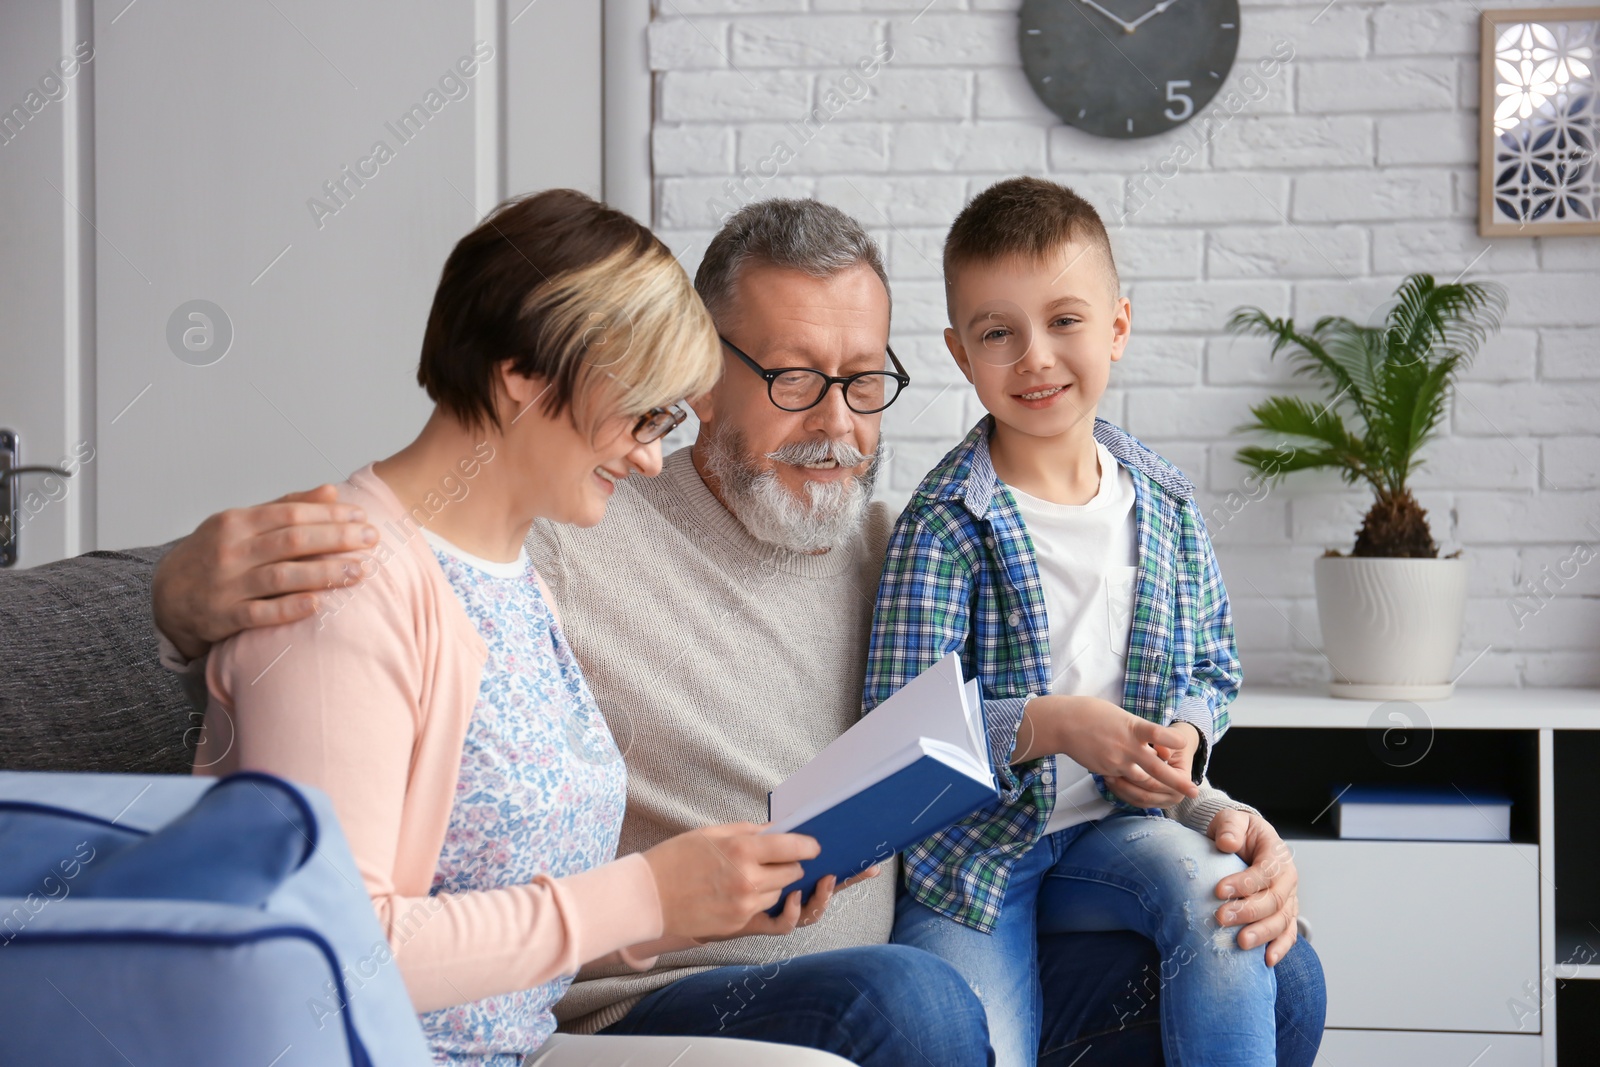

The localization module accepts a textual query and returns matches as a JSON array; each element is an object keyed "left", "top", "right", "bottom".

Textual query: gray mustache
[{"left": 767, "top": 438, "right": 870, "bottom": 468}]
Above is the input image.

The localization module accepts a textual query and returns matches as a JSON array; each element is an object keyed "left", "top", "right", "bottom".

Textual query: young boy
[{"left": 863, "top": 177, "right": 1274, "bottom": 1067}]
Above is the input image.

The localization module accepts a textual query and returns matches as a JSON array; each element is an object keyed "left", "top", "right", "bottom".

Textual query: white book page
[
  {"left": 1339, "top": 802, "right": 1510, "bottom": 840},
  {"left": 962, "top": 678, "right": 987, "bottom": 771},
  {"left": 767, "top": 738, "right": 989, "bottom": 833},
  {"left": 767, "top": 652, "right": 976, "bottom": 825}
]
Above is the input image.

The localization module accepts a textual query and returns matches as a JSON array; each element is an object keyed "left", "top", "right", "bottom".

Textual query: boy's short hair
[
  {"left": 418, "top": 188, "right": 720, "bottom": 433},
  {"left": 942, "top": 177, "right": 1119, "bottom": 322}
]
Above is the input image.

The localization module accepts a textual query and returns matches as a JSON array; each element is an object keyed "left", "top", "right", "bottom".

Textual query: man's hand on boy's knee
[
  {"left": 152, "top": 485, "right": 377, "bottom": 660},
  {"left": 1206, "top": 807, "right": 1300, "bottom": 967}
]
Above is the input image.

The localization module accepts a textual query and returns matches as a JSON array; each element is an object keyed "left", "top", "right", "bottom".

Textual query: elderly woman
[{"left": 193, "top": 190, "right": 857, "bottom": 1067}]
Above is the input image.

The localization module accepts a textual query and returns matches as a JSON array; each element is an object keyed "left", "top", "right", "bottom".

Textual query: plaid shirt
[{"left": 863, "top": 416, "right": 1241, "bottom": 934}]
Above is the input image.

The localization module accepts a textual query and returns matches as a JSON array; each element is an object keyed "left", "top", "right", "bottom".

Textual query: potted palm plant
[{"left": 1228, "top": 273, "right": 1508, "bottom": 699}]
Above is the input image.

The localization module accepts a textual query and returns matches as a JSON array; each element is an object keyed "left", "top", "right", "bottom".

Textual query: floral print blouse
[{"left": 419, "top": 531, "right": 628, "bottom": 1065}]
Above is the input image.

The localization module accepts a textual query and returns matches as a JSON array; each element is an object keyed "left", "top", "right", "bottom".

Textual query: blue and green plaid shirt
[{"left": 863, "top": 416, "right": 1241, "bottom": 934}]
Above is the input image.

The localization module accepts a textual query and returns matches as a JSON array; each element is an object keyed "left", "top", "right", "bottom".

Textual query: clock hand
[
  {"left": 1075, "top": 0, "right": 1137, "bottom": 33},
  {"left": 1125, "top": 0, "right": 1185, "bottom": 32}
]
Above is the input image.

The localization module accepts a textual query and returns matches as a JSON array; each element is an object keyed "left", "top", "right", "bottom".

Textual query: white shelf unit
[{"left": 1219, "top": 687, "right": 1600, "bottom": 1067}]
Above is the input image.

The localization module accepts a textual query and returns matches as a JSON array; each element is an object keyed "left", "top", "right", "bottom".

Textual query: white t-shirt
[
  {"left": 420, "top": 526, "right": 529, "bottom": 578},
  {"left": 1008, "top": 440, "right": 1139, "bottom": 836}
]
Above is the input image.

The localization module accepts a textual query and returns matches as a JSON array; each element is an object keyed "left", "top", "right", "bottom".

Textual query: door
[
  {"left": 0, "top": 0, "right": 615, "bottom": 565},
  {"left": 0, "top": 2, "right": 93, "bottom": 568}
]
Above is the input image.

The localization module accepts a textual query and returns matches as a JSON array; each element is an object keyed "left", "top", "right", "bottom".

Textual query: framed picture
[{"left": 1479, "top": 6, "right": 1600, "bottom": 236}]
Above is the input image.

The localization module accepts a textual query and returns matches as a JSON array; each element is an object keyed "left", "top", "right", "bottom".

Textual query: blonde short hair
[{"left": 418, "top": 188, "right": 720, "bottom": 432}]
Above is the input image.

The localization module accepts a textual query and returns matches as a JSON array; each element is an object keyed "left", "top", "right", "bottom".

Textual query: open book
[{"left": 763, "top": 652, "right": 1000, "bottom": 911}]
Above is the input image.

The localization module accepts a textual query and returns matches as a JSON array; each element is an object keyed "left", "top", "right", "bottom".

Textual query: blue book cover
[
  {"left": 766, "top": 743, "right": 1000, "bottom": 913},
  {"left": 1335, "top": 785, "right": 1512, "bottom": 841},
  {"left": 1338, "top": 785, "right": 1510, "bottom": 806},
  {"left": 763, "top": 652, "right": 999, "bottom": 913}
]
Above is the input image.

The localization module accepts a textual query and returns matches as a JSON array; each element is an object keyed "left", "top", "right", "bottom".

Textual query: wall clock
[
  {"left": 1018, "top": 0, "right": 1241, "bottom": 139},
  {"left": 1478, "top": 6, "right": 1600, "bottom": 235}
]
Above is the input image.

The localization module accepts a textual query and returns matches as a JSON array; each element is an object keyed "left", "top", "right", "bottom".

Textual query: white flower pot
[{"left": 1312, "top": 555, "right": 1468, "bottom": 700}]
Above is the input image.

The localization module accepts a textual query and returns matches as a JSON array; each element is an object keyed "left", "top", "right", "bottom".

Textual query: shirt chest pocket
[{"left": 1105, "top": 566, "right": 1138, "bottom": 658}]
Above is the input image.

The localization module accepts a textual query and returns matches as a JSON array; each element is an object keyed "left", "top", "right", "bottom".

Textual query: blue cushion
[
  {"left": 0, "top": 806, "right": 140, "bottom": 896},
  {"left": 72, "top": 772, "right": 314, "bottom": 906}
]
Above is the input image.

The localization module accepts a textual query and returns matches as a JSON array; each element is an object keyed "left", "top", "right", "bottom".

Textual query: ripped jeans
[{"left": 892, "top": 812, "right": 1277, "bottom": 1067}]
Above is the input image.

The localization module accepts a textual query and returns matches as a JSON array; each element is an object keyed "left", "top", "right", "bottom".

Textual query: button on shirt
[{"left": 1007, "top": 440, "right": 1137, "bottom": 836}]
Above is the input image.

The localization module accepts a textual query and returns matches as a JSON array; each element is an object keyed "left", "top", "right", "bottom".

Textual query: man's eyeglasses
[
  {"left": 631, "top": 402, "right": 688, "bottom": 444},
  {"left": 720, "top": 336, "right": 910, "bottom": 414}
]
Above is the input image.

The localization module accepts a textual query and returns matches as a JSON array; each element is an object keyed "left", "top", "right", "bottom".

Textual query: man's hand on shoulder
[
  {"left": 152, "top": 485, "right": 378, "bottom": 661},
  {"left": 1207, "top": 806, "right": 1300, "bottom": 966}
]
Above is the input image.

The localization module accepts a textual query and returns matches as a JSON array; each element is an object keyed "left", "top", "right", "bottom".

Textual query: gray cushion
[{"left": 0, "top": 543, "right": 194, "bottom": 774}]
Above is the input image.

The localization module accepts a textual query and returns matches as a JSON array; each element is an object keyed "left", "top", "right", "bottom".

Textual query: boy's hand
[
  {"left": 1106, "top": 722, "right": 1201, "bottom": 808},
  {"left": 1038, "top": 695, "right": 1200, "bottom": 803}
]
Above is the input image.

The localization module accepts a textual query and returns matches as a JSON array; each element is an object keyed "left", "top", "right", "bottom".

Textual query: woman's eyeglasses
[
  {"left": 719, "top": 336, "right": 910, "bottom": 414},
  {"left": 631, "top": 402, "right": 688, "bottom": 444}
]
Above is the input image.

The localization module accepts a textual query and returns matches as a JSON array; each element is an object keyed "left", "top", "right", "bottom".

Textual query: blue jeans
[
  {"left": 894, "top": 813, "right": 1279, "bottom": 1067},
  {"left": 1037, "top": 931, "right": 1326, "bottom": 1066},
  {"left": 599, "top": 944, "right": 994, "bottom": 1066}
]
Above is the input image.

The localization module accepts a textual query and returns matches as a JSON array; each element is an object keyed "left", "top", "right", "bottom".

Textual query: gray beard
[{"left": 701, "top": 423, "right": 882, "bottom": 553}]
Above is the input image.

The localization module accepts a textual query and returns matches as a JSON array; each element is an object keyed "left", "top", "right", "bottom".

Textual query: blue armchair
[{"left": 0, "top": 770, "right": 431, "bottom": 1067}]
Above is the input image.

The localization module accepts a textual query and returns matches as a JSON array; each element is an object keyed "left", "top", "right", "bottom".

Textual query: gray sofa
[{"left": 0, "top": 545, "right": 194, "bottom": 774}]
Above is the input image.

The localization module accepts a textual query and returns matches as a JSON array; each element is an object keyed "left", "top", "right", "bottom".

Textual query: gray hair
[{"left": 694, "top": 199, "right": 891, "bottom": 326}]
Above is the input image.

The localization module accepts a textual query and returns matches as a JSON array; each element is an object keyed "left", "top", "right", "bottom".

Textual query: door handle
[
  {"left": 2, "top": 465, "right": 73, "bottom": 481},
  {"left": 1, "top": 429, "right": 74, "bottom": 568}
]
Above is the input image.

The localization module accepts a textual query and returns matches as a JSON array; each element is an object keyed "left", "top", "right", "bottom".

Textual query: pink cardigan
[{"left": 195, "top": 464, "right": 677, "bottom": 1012}]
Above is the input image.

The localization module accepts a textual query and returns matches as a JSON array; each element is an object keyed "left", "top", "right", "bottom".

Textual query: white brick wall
[{"left": 646, "top": 0, "right": 1600, "bottom": 687}]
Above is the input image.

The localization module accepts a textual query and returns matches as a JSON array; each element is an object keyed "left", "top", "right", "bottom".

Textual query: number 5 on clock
[{"left": 1164, "top": 80, "right": 1194, "bottom": 121}]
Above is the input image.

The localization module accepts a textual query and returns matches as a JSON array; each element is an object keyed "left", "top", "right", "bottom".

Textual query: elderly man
[{"left": 149, "top": 199, "right": 1324, "bottom": 1064}]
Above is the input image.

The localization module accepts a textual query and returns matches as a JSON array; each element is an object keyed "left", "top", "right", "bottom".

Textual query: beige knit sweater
[{"left": 529, "top": 447, "right": 900, "bottom": 1033}]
